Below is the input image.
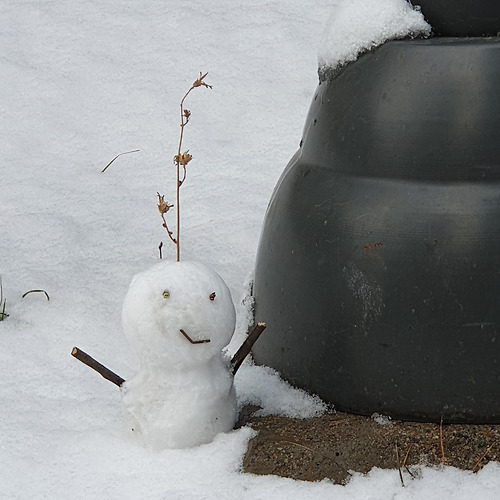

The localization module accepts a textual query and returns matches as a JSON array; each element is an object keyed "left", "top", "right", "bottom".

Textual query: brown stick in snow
[
  {"left": 231, "top": 322, "right": 266, "bottom": 375},
  {"left": 71, "top": 347, "right": 125, "bottom": 387}
]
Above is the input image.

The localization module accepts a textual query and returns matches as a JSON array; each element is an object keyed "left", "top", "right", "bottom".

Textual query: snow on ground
[{"left": 1, "top": 0, "right": 499, "bottom": 498}]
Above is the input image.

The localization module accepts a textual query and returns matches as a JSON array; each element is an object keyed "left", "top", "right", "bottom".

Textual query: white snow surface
[
  {"left": 318, "top": 0, "right": 431, "bottom": 73},
  {"left": 1, "top": 0, "right": 499, "bottom": 498}
]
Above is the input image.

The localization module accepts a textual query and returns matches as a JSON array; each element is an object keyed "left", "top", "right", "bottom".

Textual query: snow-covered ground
[{"left": 1, "top": 0, "right": 499, "bottom": 498}]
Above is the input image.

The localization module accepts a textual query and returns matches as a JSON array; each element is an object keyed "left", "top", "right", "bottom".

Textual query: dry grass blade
[
  {"left": 395, "top": 442, "right": 405, "bottom": 487},
  {"left": 101, "top": 149, "right": 140, "bottom": 173},
  {"left": 439, "top": 417, "right": 446, "bottom": 465},
  {"left": 472, "top": 443, "right": 494, "bottom": 472},
  {"left": 402, "top": 444, "right": 416, "bottom": 478},
  {"left": 0, "top": 299, "right": 7, "bottom": 321},
  {"left": 22, "top": 289, "right": 50, "bottom": 301},
  {"left": 0, "top": 276, "right": 6, "bottom": 321}
]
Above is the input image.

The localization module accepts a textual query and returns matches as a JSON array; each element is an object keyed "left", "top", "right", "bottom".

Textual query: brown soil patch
[{"left": 238, "top": 407, "right": 500, "bottom": 484}]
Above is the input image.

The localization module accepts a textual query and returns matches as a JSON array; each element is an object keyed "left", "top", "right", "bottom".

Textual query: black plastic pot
[
  {"left": 416, "top": 0, "right": 500, "bottom": 37},
  {"left": 253, "top": 38, "right": 500, "bottom": 423}
]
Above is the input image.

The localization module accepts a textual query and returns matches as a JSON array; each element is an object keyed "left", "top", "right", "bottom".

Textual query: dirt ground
[{"left": 238, "top": 406, "right": 500, "bottom": 485}]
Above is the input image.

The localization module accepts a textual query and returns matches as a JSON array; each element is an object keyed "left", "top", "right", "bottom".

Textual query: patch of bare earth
[{"left": 239, "top": 407, "right": 500, "bottom": 485}]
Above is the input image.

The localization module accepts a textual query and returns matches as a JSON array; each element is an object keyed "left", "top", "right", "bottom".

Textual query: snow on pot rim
[{"left": 317, "top": 0, "right": 431, "bottom": 77}]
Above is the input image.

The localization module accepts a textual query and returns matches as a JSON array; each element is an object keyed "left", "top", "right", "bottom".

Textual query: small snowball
[
  {"left": 318, "top": 0, "right": 431, "bottom": 74},
  {"left": 371, "top": 412, "right": 393, "bottom": 426}
]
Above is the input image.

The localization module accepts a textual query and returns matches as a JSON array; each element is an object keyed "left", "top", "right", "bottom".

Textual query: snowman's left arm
[{"left": 231, "top": 322, "right": 266, "bottom": 375}]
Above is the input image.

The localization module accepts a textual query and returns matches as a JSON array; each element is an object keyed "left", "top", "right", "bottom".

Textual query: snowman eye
[
  {"left": 162, "top": 290, "right": 170, "bottom": 299},
  {"left": 209, "top": 292, "right": 216, "bottom": 301}
]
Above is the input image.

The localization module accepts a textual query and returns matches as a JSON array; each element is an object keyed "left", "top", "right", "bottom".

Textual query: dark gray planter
[
  {"left": 416, "top": 0, "right": 499, "bottom": 37},
  {"left": 253, "top": 37, "right": 500, "bottom": 423}
]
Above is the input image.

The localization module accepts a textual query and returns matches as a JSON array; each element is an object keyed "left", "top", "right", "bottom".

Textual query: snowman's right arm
[{"left": 71, "top": 347, "right": 125, "bottom": 387}]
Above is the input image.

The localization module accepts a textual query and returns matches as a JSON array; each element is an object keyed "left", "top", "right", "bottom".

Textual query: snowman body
[{"left": 121, "top": 260, "right": 237, "bottom": 449}]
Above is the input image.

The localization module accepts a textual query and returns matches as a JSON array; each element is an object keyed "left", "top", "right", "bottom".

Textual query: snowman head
[{"left": 122, "top": 260, "right": 236, "bottom": 370}]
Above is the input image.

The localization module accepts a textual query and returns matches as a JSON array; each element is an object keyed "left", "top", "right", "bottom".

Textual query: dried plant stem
[
  {"left": 402, "top": 444, "right": 415, "bottom": 478},
  {"left": 472, "top": 443, "right": 494, "bottom": 472},
  {"left": 395, "top": 442, "right": 405, "bottom": 487},
  {"left": 439, "top": 417, "right": 446, "bottom": 465},
  {"left": 175, "top": 84, "right": 195, "bottom": 261},
  {"left": 161, "top": 71, "right": 211, "bottom": 261},
  {"left": 157, "top": 193, "right": 176, "bottom": 244}
]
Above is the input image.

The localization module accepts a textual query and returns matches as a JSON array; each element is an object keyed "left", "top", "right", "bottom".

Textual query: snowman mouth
[{"left": 179, "top": 329, "right": 211, "bottom": 345}]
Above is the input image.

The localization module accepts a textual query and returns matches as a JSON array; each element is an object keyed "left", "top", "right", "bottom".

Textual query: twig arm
[
  {"left": 71, "top": 347, "right": 125, "bottom": 387},
  {"left": 231, "top": 322, "right": 266, "bottom": 375}
]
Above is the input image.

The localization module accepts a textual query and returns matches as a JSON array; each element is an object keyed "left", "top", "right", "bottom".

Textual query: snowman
[{"left": 120, "top": 260, "right": 237, "bottom": 449}]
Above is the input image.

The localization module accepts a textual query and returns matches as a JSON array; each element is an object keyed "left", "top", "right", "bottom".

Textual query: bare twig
[
  {"left": 22, "top": 289, "right": 50, "bottom": 301},
  {"left": 71, "top": 347, "right": 125, "bottom": 387},
  {"left": 179, "top": 329, "right": 211, "bottom": 344},
  {"left": 231, "top": 322, "right": 266, "bottom": 375},
  {"left": 101, "top": 149, "right": 140, "bottom": 173}
]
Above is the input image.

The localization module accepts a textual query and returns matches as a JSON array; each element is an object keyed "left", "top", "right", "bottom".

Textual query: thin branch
[
  {"left": 71, "top": 347, "right": 125, "bottom": 387},
  {"left": 231, "top": 322, "right": 266, "bottom": 375},
  {"left": 179, "top": 329, "right": 211, "bottom": 344}
]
